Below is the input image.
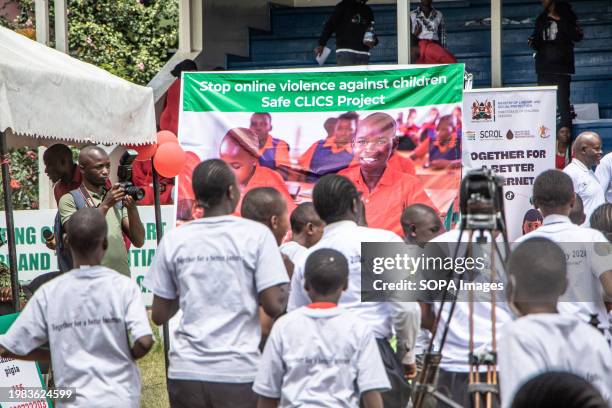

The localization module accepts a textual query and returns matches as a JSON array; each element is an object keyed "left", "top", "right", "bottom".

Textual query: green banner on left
[{"left": 182, "top": 64, "right": 464, "bottom": 113}]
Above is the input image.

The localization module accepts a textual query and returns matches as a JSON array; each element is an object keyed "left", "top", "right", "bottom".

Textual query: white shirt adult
[
  {"left": 515, "top": 214, "right": 612, "bottom": 332},
  {"left": 288, "top": 220, "right": 420, "bottom": 363},
  {"left": 144, "top": 215, "right": 289, "bottom": 383},
  {"left": 595, "top": 152, "right": 612, "bottom": 203},
  {"left": 499, "top": 313, "right": 612, "bottom": 408},
  {"left": 253, "top": 305, "right": 391, "bottom": 407},
  {"left": 564, "top": 158, "right": 606, "bottom": 223},
  {"left": 0, "top": 266, "right": 152, "bottom": 408},
  {"left": 429, "top": 229, "right": 513, "bottom": 373}
]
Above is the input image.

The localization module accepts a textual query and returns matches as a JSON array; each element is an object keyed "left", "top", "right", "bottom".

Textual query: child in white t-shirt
[
  {"left": 253, "top": 248, "right": 390, "bottom": 408},
  {"left": 0, "top": 208, "right": 153, "bottom": 408},
  {"left": 499, "top": 237, "right": 612, "bottom": 408},
  {"left": 280, "top": 202, "right": 325, "bottom": 265},
  {"left": 146, "top": 159, "right": 289, "bottom": 408},
  {"left": 241, "top": 186, "right": 293, "bottom": 350},
  {"left": 241, "top": 187, "right": 291, "bottom": 247}
]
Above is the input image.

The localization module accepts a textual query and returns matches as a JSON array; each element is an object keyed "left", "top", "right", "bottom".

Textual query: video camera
[
  {"left": 460, "top": 168, "right": 505, "bottom": 231},
  {"left": 117, "top": 150, "right": 145, "bottom": 201}
]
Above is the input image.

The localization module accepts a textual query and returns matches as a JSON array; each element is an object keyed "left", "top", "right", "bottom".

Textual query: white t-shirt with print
[
  {"left": 253, "top": 306, "right": 390, "bottom": 407},
  {"left": 144, "top": 215, "right": 289, "bottom": 383},
  {"left": 0, "top": 266, "right": 152, "bottom": 408},
  {"left": 288, "top": 220, "right": 421, "bottom": 363},
  {"left": 498, "top": 313, "right": 612, "bottom": 408},
  {"left": 516, "top": 214, "right": 612, "bottom": 331}
]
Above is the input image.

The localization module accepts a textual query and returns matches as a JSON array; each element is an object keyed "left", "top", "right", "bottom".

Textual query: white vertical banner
[
  {"left": 462, "top": 87, "right": 557, "bottom": 241},
  {"left": 0, "top": 206, "right": 175, "bottom": 307}
]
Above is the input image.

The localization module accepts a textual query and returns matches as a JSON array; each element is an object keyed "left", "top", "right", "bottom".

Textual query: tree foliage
[
  {"left": 1, "top": 0, "right": 179, "bottom": 85},
  {"left": 67, "top": 0, "right": 179, "bottom": 85},
  {"left": 0, "top": 148, "right": 39, "bottom": 211}
]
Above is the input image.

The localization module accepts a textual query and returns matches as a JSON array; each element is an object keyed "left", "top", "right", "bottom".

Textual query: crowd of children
[{"left": 0, "top": 153, "right": 610, "bottom": 408}]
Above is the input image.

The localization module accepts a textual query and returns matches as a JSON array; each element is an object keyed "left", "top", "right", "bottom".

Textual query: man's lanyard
[{"left": 79, "top": 185, "right": 104, "bottom": 208}]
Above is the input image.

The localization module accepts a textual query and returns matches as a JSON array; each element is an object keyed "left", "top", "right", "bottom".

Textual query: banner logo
[
  {"left": 479, "top": 130, "right": 503, "bottom": 140},
  {"left": 471, "top": 99, "right": 495, "bottom": 122},
  {"left": 506, "top": 130, "right": 514, "bottom": 140},
  {"left": 537, "top": 125, "right": 551, "bottom": 139}
]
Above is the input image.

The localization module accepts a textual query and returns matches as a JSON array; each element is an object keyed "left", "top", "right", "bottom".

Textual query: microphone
[{"left": 42, "top": 228, "right": 55, "bottom": 246}]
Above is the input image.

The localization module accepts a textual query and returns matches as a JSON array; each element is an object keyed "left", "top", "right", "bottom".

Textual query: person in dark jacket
[
  {"left": 314, "top": 0, "right": 378, "bottom": 66},
  {"left": 529, "top": 0, "right": 583, "bottom": 129}
]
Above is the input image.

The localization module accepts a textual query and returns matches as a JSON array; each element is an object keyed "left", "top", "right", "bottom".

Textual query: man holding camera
[{"left": 58, "top": 146, "right": 145, "bottom": 277}]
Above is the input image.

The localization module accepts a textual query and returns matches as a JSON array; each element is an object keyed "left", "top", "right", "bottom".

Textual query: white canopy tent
[
  {"left": 0, "top": 26, "right": 158, "bottom": 311},
  {"left": 0, "top": 25, "right": 156, "bottom": 146}
]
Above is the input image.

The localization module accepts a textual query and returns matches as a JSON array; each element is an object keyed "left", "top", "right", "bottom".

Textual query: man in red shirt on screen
[{"left": 339, "top": 112, "right": 436, "bottom": 235}]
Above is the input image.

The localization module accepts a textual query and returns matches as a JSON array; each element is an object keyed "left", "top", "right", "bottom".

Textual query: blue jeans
[{"left": 336, "top": 51, "right": 370, "bottom": 66}]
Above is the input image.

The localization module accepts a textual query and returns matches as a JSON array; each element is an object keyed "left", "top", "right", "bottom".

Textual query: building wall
[
  {"left": 195, "top": 0, "right": 456, "bottom": 69},
  {"left": 196, "top": 0, "right": 293, "bottom": 70}
]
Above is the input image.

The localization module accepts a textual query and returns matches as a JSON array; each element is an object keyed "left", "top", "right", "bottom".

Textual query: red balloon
[
  {"left": 157, "top": 130, "right": 178, "bottom": 146},
  {"left": 153, "top": 142, "right": 187, "bottom": 178},
  {"left": 128, "top": 143, "right": 157, "bottom": 161}
]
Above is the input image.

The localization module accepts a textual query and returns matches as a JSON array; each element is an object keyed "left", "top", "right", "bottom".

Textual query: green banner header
[{"left": 182, "top": 65, "right": 464, "bottom": 113}]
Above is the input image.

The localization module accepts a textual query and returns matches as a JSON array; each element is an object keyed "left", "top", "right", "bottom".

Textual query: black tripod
[{"left": 413, "top": 169, "right": 510, "bottom": 408}]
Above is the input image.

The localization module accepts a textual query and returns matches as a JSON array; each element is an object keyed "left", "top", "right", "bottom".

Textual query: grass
[{"left": 139, "top": 317, "right": 169, "bottom": 408}]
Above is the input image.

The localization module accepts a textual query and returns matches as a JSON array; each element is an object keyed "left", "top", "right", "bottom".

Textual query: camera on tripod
[
  {"left": 460, "top": 168, "right": 505, "bottom": 231},
  {"left": 117, "top": 150, "right": 145, "bottom": 201}
]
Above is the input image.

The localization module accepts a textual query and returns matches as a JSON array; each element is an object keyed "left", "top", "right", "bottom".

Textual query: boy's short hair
[
  {"left": 241, "top": 187, "right": 286, "bottom": 223},
  {"left": 337, "top": 111, "right": 359, "bottom": 122},
  {"left": 192, "top": 159, "right": 236, "bottom": 208},
  {"left": 508, "top": 237, "right": 566, "bottom": 299},
  {"left": 290, "top": 203, "right": 323, "bottom": 234},
  {"left": 511, "top": 372, "right": 608, "bottom": 408},
  {"left": 252, "top": 112, "right": 272, "bottom": 122},
  {"left": 304, "top": 248, "right": 348, "bottom": 295},
  {"left": 401, "top": 203, "right": 441, "bottom": 230},
  {"left": 533, "top": 170, "right": 574, "bottom": 209},
  {"left": 359, "top": 112, "right": 396, "bottom": 137},
  {"left": 66, "top": 208, "right": 107, "bottom": 255}
]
